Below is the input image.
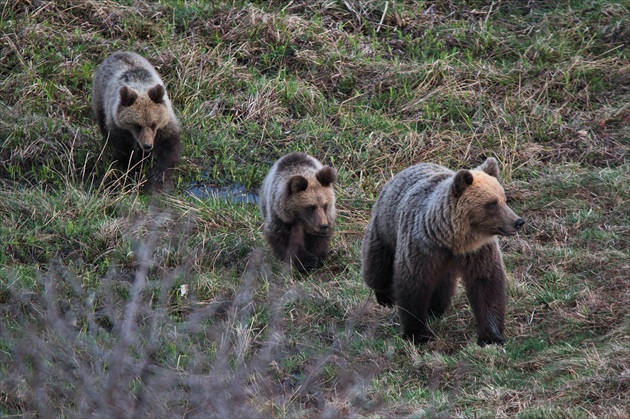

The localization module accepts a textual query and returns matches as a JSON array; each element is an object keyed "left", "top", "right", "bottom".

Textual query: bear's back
[
  {"left": 274, "top": 152, "right": 322, "bottom": 178},
  {"left": 373, "top": 163, "right": 452, "bottom": 216},
  {"left": 92, "top": 51, "right": 166, "bottom": 116},
  {"left": 95, "top": 51, "right": 161, "bottom": 85},
  {"left": 370, "top": 163, "right": 453, "bottom": 248}
]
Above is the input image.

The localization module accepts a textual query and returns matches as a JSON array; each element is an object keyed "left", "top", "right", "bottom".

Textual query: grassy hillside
[{"left": 1, "top": 0, "right": 628, "bottom": 416}]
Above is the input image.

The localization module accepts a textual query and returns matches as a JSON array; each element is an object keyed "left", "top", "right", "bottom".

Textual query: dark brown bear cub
[
  {"left": 259, "top": 152, "right": 337, "bottom": 272},
  {"left": 91, "top": 51, "right": 181, "bottom": 191},
  {"left": 362, "top": 158, "right": 524, "bottom": 346}
]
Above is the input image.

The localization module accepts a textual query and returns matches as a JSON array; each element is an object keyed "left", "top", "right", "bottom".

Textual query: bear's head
[
  {"left": 451, "top": 158, "right": 524, "bottom": 254},
  {"left": 285, "top": 166, "right": 337, "bottom": 234},
  {"left": 115, "top": 84, "right": 170, "bottom": 153}
]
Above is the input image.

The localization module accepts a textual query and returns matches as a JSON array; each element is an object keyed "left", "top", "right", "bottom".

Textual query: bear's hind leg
[
  {"left": 395, "top": 252, "right": 453, "bottom": 344},
  {"left": 428, "top": 273, "right": 457, "bottom": 319},
  {"left": 361, "top": 221, "right": 395, "bottom": 307},
  {"left": 397, "top": 290, "right": 433, "bottom": 344},
  {"left": 394, "top": 259, "right": 438, "bottom": 344},
  {"left": 460, "top": 242, "right": 507, "bottom": 346}
]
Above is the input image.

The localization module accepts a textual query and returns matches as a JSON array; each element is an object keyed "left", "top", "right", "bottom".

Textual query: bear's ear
[
  {"left": 119, "top": 86, "right": 138, "bottom": 107},
  {"left": 452, "top": 169, "right": 474, "bottom": 198},
  {"left": 477, "top": 157, "right": 499, "bottom": 178},
  {"left": 316, "top": 166, "right": 337, "bottom": 187},
  {"left": 288, "top": 175, "right": 309, "bottom": 195},
  {"left": 148, "top": 84, "right": 165, "bottom": 104}
]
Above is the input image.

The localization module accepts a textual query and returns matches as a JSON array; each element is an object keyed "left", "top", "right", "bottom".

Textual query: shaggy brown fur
[
  {"left": 259, "top": 152, "right": 337, "bottom": 272},
  {"left": 91, "top": 51, "right": 181, "bottom": 191},
  {"left": 361, "top": 158, "right": 524, "bottom": 346}
]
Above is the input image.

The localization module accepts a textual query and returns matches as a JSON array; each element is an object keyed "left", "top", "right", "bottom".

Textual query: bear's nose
[
  {"left": 320, "top": 224, "right": 329, "bottom": 232},
  {"left": 143, "top": 144, "right": 153, "bottom": 152},
  {"left": 514, "top": 218, "right": 525, "bottom": 230}
]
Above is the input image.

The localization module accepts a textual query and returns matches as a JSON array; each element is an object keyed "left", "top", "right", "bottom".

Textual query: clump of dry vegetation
[{"left": 1, "top": 0, "right": 628, "bottom": 417}]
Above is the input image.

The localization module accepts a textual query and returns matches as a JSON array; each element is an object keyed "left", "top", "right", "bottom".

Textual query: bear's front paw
[
  {"left": 293, "top": 253, "right": 318, "bottom": 272},
  {"left": 403, "top": 329, "right": 433, "bottom": 345},
  {"left": 477, "top": 334, "right": 505, "bottom": 347}
]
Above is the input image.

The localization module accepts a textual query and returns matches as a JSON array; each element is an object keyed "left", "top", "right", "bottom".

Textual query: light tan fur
[
  {"left": 115, "top": 91, "right": 170, "bottom": 150},
  {"left": 283, "top": 181, "right": 334, "bottom": 233},
  {"left": 452, "top": 170, "right": 508, "bottom": 254}
]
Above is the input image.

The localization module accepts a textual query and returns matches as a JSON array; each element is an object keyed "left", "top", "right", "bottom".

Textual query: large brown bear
[
  {"left": 259, "top": 152, "right": 337, "bottom": 272},
  {"left": 362, "top": 158, "right": 524, "bottom": 346},
  {"left": 91, "top": 51, "right": 181, "bottom": 191}
]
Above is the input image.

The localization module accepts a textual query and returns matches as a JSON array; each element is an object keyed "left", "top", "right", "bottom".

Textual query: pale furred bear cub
[{"left": 91, "top": 51, "right": 181, "bottom": 191}]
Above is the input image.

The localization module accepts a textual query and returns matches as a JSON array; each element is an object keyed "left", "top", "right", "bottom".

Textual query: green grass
[{"left": 1, "top": 0, "right": 628, "bottom": 417}]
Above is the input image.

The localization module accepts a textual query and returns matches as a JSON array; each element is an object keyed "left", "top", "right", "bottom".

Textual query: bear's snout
[
  {"left": 494, "top": 204, "right": 524, "bottom": 236},
  {"left": 137, "top": 126, "right": 156, "bottom": 152},
  {"left": 497, "top": 216, "right": 524, "bottom": 236}
]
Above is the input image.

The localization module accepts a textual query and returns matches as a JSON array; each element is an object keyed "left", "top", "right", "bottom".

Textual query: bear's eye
[
  {"left": 134, "top": 124, "right": 142, "bottom": 132},
  {"left": 307, "top": 205, "right": 316, "bottom": 212},
  {"left": 151, "top": 123, "right": 157, "bottom": 130},
  {"left": 486, "top": 201, "right": 498, "bottom": 210},
  {"left": 322, "top": 204, "right": 328, "bottom": 211}
]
